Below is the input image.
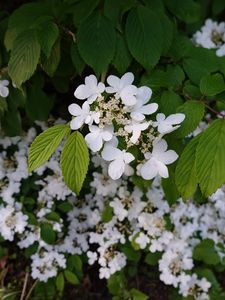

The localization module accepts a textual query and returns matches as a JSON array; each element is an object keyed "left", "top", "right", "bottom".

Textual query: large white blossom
[
  {"left": 153, "top": 113, "right": 185, "bottom": 134},
  {"left": 85, "top": 125, "right": 113, "bottom": 152},
  {"left": 0, "top": 79, "right": 9, "bottom": 98}
]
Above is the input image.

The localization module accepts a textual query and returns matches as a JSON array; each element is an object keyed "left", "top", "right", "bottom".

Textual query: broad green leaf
[
  {"left": 0, "top": 99, "right": 7, "bottom": 116},
  {"left": 165, "top": 0, "right": 201, "bottom": 23},
  {"left": 40, "top": 223, "right": 56, "bottom": 244},
  {"left": 173, "top": 101, "right": 205, "bottom": 138},
  {"left": 168, "top": 34, "right": 193, "bottom": 60},
  {"left": 196, "top": 119, "right": 225, "bottom": 196},
  {"left": 130, "top": 288, "right": 148, "bottom": 300},
  {"left": 37, "top": 21, "right": 59, "bottom": 58},
  {"left": 159, "top": 13, "right": 173, "bottom": 55},
  {"left": 145, "top": 252, "right": 161, "bottom": 266},
  {"left": 8, "top": 30, "right": 41, "bottom": 87},
  {"left": 41, "top": 39, "right": 61, "bottom": 77},
  {"left": 56, "top": 273, "right": 65, "bottom": 293},
  {"left": 1, "top": 108, "right": 21, "bottom": 136},
  {"left": 175, "top": 135, "right": 200, "bottom": 199},
  {"left": 125, "top": 6, "right": 163, "bottom": 69},
  {"left": 112, "top": 34, "right": 132, "bottom": 74},
  {"left": 28, "top": 124, "right": 70, "bottom": 172},
  {"left": 73, "top": 0, "right": 100, "bottom": 26},
  {"left": 193, "top": 239, "right": 220, "bottom": 265},
  {"left": 60, "top": 131, "right": 89, "bottom": 195},
  {"left": 64, "top": 270, "right": 79, "bottom": 285},
  {"left": 212, "top": 0, "right": 225, "bottom": 15},
  {"left": 200, "top": 73, "right": 225, "bottom": 96},
  {"left": 162, "top": 172, "right": 180, "bottom": 206},
  {"left": 70, "top": 42, "right": 85, "bottom": 75},
  {"left": 77, "top": 12, "right": 116, "bottom": 74},
  {"left": 159, "top": 90, "right": 183, "bottom": 115}
]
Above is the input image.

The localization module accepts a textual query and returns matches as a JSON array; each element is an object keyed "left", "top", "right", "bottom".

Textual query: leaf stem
[
  {"left": 20, "top": 272, "right": 29, "bottom": 300},
  {"left": 24, "top": 280, "right": 37, "bottom": 300}
]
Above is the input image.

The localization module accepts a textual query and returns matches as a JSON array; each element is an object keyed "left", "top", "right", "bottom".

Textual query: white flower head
[
  {"left": 139, "top": 139, "right": 178, "bottom": 180},
  {"left": 68, "top": 101, "right": 100, "bottom": 130},
  {"left": 74, "top": 75, "right": 105, "bottom": 104},
  {"left": 106, "top": 72, "right": 138, "bottom": 106},
  {"left": 124, "top": 120, "right": 150, "bottom": 144},
  {"left": 0, "top": 80, "right": 9, "bottom": 98},
  {"left": 85, "top": 125, "right": 113, "bottom": 152},
  {"left": 130, "top": 86, "right": 158, "bottom": 121},
  {"left": 153, "top": 113, "right": 185, "bottom": 134},
  {"left": 102, "top": 144, "right": 135, "bottom": 180}
]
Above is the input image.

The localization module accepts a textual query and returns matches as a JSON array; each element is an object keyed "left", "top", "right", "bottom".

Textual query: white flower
[
  {"left": 124, "top": 120, "right": 150, "bottom": 143},
  {"left": 135, "top": 232, "right": 150, "bottom": 249},
  {"left": 74, "top": 75, "right": 105, "bottom": 104},
  {"left": 110, "top": 198, "right": 128, "bottom": 221},
  {"left": 68, "top": 101, "right": 100, "bottom": 130},
  {"left": 139, "top": 139, "right": 178, "bottom": 180},
  {"left": 85, "top": 125, "right": 113, "bottom": 152},
  {"left": 0, "top": 80, "right": 9, "bottom": 98},
  {"left": 102, "top": 144, "right": 135, "bottom": 180},
  {"left": 87, "top": 251, "right": 98, "bottom": 265},
  {"left": 106, "top": 72, "right": 138, "bottom": 106},
  {"left": 130, "top": 87, "right": 158, "bottom": 121},
  {"left": 153, "top": 113, "right": 185, "bottom": 134}
]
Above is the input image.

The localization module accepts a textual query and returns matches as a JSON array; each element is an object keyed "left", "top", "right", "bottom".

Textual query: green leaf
[
  {"left": 40, "top": 223, "right": 56, "bottom": 244},
  {"left": 73, "top": 0, "right": 100, "bottom": 26},
  {"left": 0, "top": 99, "right": 7, "bottom": 116},
  {"left": 193, "top": 239, "right": 220, "bottom": 265},
  {"left": 159, "top": 90, "right": 183, "bottom": 115},
  {"left": 212, "top": 0, "right": 225, "bottom": 15},
  {"left": 101, "top": 205, "right": 114, "bottom": 222},
  {"left": 196, "top": 119, "right": 225, "bottom": 196},
  {"left": 41, "top": 39, "right": 61, "bottom": 77},
  {"left": 130, "top": 288, "right": 148, "bottom": 300},
  {"left": 70, "top": 42, "right": 85, "bottom": 75},
  {"left": 64, "top": 270, "right": 79, "bottom": 285},
  {"left": 200, "top": 73, "right": 225, "bottom": 96},
  {"left": 112, "top": 34, "right": 132, "bottom": 74},
  {"left": 56, "top": 273, "right": 65, "bottom": 293},
  {"left": 60, "top": 131, "right": 89, "bottom": 195},
  {"left": 173, "top": 101, "right": 205, "bottom": 138},
  {"left": 1, "top": 108, "right": 21, "bottom": 136},
  {"left": 37, "top": 21, "right": 59, "bottom": 58},
  {"left": 145, "top": 252, "right": 161, "bottom": 266},
  {"left": 162, "top": 172, "right": 180, "bottom": 205},
  {"left": 77, "top": 12, "right": 116, "bottom": 74},
  {"left": 8, "top": 30, "right": 41, "bottom": 87},
  {"left": 125, "top": 6, "right": 163, "bottom": 69},
  {"left": 175, "top": 135, "right": 200, "bottom": 199},
  {"left": 159, "top": 13, "right": 173, "bottom": 55},
  {"left": 28, "top": 124, "right": 70, "bottom": 172},
  {"left": 165, "top": 0, "right": 201, "bottom": 23}
]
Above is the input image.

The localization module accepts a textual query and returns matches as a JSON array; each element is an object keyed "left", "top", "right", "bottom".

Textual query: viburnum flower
[
  {"left": 124, "top": 120, "right": 150, "bottom": 143},
  {"left": 106, "top": 72, "right": 137, "bottom": 106},
  {"left": 74, "top": 74, "right": 105, "bottom": 104},
  {"left": 0, "top": 80, "right": 9, "bottom": 98},
  {"left": 85, "top": 125, "right": 113, "bottom": 152},
  {"left": 68, "top": 102, "right": 100, "bottom": 130},
  {"left": 129, "top": 86, "right": 157, "bottom": 121},
  {"left": 102, "top": 144, "right": 135, "bottom": 180},
  {"left": 138, "top": 139, "right": 178, "bottom": 180},
  {"left": 153, "top": 113, "right": 185, "bottom": 134}
]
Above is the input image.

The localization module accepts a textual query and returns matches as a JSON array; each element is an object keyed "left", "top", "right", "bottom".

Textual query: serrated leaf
[
  {"left": 173, "top": 100, "right": 205, "bottom": 138},
  {"left": 28, "top": 124, "right": 70, "bottom": 172},
  {"left": 1, "top": 108, "right": 21, "bottom": 136},
  {"left": 73, "top": 0, "right": 100, "bottom": 26},
  {"left": 40, "top": 223, "right": 56, "bottom": 244},
  {"left": 60, "top": 131, "right": 89, "bottom": 195},
  {"left": 70, "top": 42, "right": 85, "bottom": 75},
  {"left": 77, "top": 12, "right": 116, "bottom": 74},
  {"left": 175, "top": 135, "right": 200, "bottom": 199},
  {"left": 200, "top": 73, "right": 225, "bottom": 96},
  {"left": 159, "top": 90, "right": 183, "bottom": 115},
  {"left": 56, "top": 273, "right": 65, "bottom": 293},
  {"left": 193, "top": 239, "right": 220, "bottom": 265},
  {"left": 112, "top": 34, "right": 132, "bottom": 74},
  {"left": 8, "top": 30, "right": 41, "bottom": 87},
  {"left": 125, "top": 6, "right": 163, "bottom": 69},
  {"left": 196, "top": 119, "right": 225, "bottom": 196},
  {"left": 41, "top": 38, "right": 61, "bottom": 77},
  {"left": 38, "top": 21, "right": 59, "bottom": 58}
]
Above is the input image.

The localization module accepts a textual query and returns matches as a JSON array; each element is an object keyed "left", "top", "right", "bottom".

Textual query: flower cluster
[
  {"left": 193, "top": 19, "right": 225, "bottom": 57},
  {"left": 68, "top": 73, "right": 185, "bottom": 180}
]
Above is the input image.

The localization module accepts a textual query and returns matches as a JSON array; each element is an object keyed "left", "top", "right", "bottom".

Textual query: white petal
[
  {"left": 70, "top": 116, "right": 84, "bottom": 130},
  {"left": 97, "top": 82, "right": 105, "bottom": 93},
  {"left": 102, "top": 145, "right": 121, "bottom": 161},
  {"left": 156, "top": 150, "right": 178, "bottom": 165},
  {"left": 74, "top": 84, "right": 91, "bottom": 99},
  {"left": 105, "top": 86, "right": 117, "bottom": 94},
  {"left": 156, "top": 113, "right": 166, "bottom": 122},
  {"left": 152, "top": 139, "right": 168, "bottom": 155},
  {"left": 157, "top": 123, "right": 174, "bottom": 134},
  {"left": 123, "top": 152, "right": 135, "bottom": 164},
  {"left": 166, "top": 113, "right": 185, "bottom": 124},
  {"left": 108, "top": 158, "right": 125, "bottom": 180},
  {"left": 0, "top": 86, "right": 9, "bottom": 98},
  {"left": 139, "top": 103, "right": 158, "bottom": 115},
  {"left": 89, "top": 125, "right": 100, "bottom": 133},
  {"left": 107, "top": 75, "right": 120, "bottom": 90},
  {"left": 140, "top": 159, "right": 158, "bottom": 180},
  {"left": 85, "top": 75, "right": 97, "bottom": 88},
  {"left": 137, "top": 86, "right": 152, "bottom": 103},
  {"left": 157, "top": 161, "right": 169, "bottom": 178},
  {"left": 87, "top": 93, "right": 98, "bottom": 104},
  {"left": 120, "top": 85, "right": 137, "bottom": 106},
  {"left": 130, "top": 111, "right": 145, "bottom": 121},
  {"left": 121, "top": 72, "right": 134, "bottom": 86},
  {"left": 1, "top": 80, "right": 9, "bottom": 87},
  {"left": 85, "top": 132, "right": 103, "bottom": 152},
  {"left": 68, "top": 104, "right": 82, "bottom": 116}
]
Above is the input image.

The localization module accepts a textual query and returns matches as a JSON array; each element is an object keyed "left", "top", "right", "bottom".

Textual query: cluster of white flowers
[
  {"left": 193, "top": 19, "right": 225, "bottom": 57},
  {"left": 1, "top": 120, "right": 225, "bottom": 299},
  {"left": 69, "top": 73, "right": 185, "bottom": 180}
]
